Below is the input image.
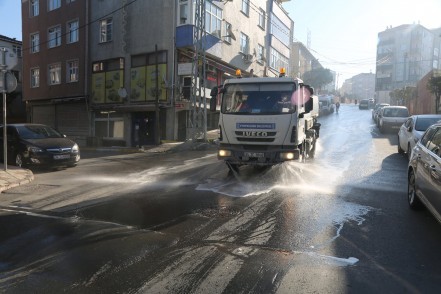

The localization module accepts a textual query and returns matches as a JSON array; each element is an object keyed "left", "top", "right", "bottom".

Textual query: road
[{"left": 1, "top": 104, "right": 441, "bottom": 293}]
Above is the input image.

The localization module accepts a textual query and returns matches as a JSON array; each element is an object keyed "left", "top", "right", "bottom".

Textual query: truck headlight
[
  {"left": 218, "top": 149, "right": 231, "bottom": 157},
  {"left": 280, "top": 152, "right": 294, "bottom": 160}
]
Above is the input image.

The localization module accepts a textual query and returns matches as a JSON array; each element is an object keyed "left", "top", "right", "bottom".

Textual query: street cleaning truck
[{"left": 211, "top": 70, "right": 320, "bottom": 171}]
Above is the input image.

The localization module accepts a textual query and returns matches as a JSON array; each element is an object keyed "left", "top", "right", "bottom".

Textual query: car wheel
[
  {"left": 408, "top": 170, "right": 422, "bottom": 210},
  {"left": 397, "top": 138, "right": 404, "bottom": 154},
  {"left": 15, "top": 153, "right": 24, "bottom": 168}
]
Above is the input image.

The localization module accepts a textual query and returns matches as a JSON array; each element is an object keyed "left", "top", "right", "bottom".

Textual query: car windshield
[
  {"left": 16, "top": 125, "right": 64, "bottom": 139},
  {"left": 415, "top": 117, "right": 441, "bottom": 131},
  {"left": 221, "top": 83, "right": 297, "bottom": 115},
  {"left": 382, "top": 108, "right": 409, "bottom": 117}
]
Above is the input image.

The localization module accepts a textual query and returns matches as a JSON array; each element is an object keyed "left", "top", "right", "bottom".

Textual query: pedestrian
[{"left": 336, "top": 101, "right": 340, "bottom": 114}]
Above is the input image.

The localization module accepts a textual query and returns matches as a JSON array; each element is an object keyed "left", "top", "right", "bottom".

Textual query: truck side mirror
[{"left": 304, "top": 96, "right": 313, "bottom": 113}]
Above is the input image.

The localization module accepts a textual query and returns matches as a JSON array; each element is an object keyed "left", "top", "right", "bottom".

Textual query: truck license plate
[{"left": 244, "top": 152, "right": 264, "bottom": 158}]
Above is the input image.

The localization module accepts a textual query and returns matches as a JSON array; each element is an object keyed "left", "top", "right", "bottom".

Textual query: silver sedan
[
  {"left": 408, "top": 122, "right": 441, "bottom": 224},
  {"left": 398, "top": 114, "right": 441, "bottom": 159}
]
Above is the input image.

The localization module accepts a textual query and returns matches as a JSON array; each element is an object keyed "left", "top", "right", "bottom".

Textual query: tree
[
  {"left": 427, "top": 76, "right": 441, "bottom": 114},
  {"left": 389, "top": 87, "right": 415, "bottom": 106},
  {"left": 301, "top": 68, "right": 333, "bottom": 92}
]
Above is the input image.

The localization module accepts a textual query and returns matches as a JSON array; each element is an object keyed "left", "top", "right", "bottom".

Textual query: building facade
[
  {"left": 0, "top": 35, "right": 26, "bottom": 123},
  {"left": 375, "top": 24, "right": 438, "bottom": 104},
  {"left": 290, "top": 42, "right": 320, "bottom": 79},
  {"left": 22, "top": 0, "right": 293, "bottom": 147},
  {"left": 21, "top": 0, "right": 89, "bottom": 145}
]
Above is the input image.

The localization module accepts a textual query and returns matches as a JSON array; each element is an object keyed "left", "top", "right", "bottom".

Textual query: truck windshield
[{"left": 221, "top": 83, "right": 297, "bottom": 115}]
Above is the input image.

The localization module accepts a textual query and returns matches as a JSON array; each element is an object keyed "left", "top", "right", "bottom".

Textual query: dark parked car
[
  {"left": 359, "top": 99, "right": 369, "bottom": 110},
  {"left": 408, "top": 122, "right": 441, "bottom": 224},
  {"left": 0, "top": 124, "right": 80, "bottom": 168}
]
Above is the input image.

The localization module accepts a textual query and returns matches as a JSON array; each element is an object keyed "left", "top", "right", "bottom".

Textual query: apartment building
[
  {"left": 22, "top": 0, "right": 293, "bottom": 147},
  {"left": 290, "top": 42, "right": 320, "bottom": 79},
  {"left": 0, "top": 34, "right": 26, "bottom": 123},
  {"left": 21, "top": 0, "right": 89, "bottom": 145},
  {"left": 375, "top": 24, "right": 438, "bottom": 104}
]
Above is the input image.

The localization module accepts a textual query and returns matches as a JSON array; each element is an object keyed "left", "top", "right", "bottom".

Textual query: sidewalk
[
  {"left": 0, "top": 165, "right": 34, "bottom": 193},
  {"left": 0, "top": 129, "right": 219, "bottom": 193}
]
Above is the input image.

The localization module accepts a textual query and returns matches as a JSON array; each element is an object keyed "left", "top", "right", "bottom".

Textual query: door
[
  {"left": 424, "top": 128, "right": 441, "bottom": 215},
  {"left": 132, "top": 112, "right": 156, "bottom": 147}
]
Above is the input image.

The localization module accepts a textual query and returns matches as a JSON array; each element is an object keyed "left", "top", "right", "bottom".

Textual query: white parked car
[
  {"left": 377, "top": 106, "right": 409, "bottom": 133},
  {"left": 398, "top": 114, "right": 441, "bottom": 159}
]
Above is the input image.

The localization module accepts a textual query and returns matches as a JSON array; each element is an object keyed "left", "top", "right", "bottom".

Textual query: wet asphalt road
[{"left": 1, "top": 104, "right": 441, "bottom": 293}]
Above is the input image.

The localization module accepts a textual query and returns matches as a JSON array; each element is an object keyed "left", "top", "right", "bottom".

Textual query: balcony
[{"left": 176, "top": 25, "right": 222, "bottom": 57}]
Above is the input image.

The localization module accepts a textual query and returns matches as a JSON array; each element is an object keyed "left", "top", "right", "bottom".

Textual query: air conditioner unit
[{"left": 243, "top": 54, "right": 253, "bottom": 63}]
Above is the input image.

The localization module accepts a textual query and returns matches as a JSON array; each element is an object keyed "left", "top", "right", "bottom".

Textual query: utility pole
[
  {"left": 155, "top": 44, "right": 160, "bottom": 145},
  {"left": 0, "top": 48, "right": 18, "bottom": 171},
  {"left": 190, "top": 0, "right": 207, "bottom": 141},
  {"left": 0, "top": 48, "right": 8, "bottom": 171}
]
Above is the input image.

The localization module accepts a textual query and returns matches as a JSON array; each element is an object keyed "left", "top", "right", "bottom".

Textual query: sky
[
  {"left": 1, "top": 0, "right": 440, "bottom": 87},
  {"left": 284, "top": 0, "right": 441, "bottom": 86}
]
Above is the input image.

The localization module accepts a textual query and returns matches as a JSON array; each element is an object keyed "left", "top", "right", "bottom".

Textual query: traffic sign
[
  {"left": 5, "top": 71, "right": 17, "bottom": 93},
  {"left": 0, "top": 71, "right": 17, "bottom": 93}
]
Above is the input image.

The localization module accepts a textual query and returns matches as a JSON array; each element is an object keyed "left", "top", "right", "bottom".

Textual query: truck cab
[{"left": 213, "top": 73, "right": 320, "bottom": 171}]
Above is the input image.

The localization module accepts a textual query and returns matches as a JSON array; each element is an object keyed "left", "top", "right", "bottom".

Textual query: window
[
  {"left": 257, "top": 44, "right": 265, "bottom": 62},
  {"left": 240, "top": 32, "right": 250, "bottom": 54},
  {"left": 241, "top": 0, "right": 249, "bottom": 16},
  {"left": 31, "top": 33, "right": 40, "bottom": 53},
  {"left": 67, "top": 20, "right": 79, "bottom": 43},
  {"left": 224, "top": 22, "right": 232, "bottom": 43},
  {"left": 31, "top": 68, "right": 40, "bottom": 88},
  {"left": 48, "top": 26, "right": 62, "bottom": 48},
  {"left": 99, "top": 18, "right": 113, "bottom": 43},
  {"left": 270, "top": 48, "right": 289, "bottom": 74},
  {"left": 205, "top": 2, "right": 222, "bottom": 38},
  {"left": 30, "top": 0, "right": 39, "bottom": 17},
  {"left": 429, "top": 128, "right": 441, "bottom": 157},
  {"left": 179, "top": 0, "right": 189, "bottom": 25},
  {"left": 48, "top": 0, "right": 61, "bottom": 11},
  {"left": 258, "top": 8, "right": 265, "bottom": 29},
  {"left": 67, "top": 60, "right": 79, "bottom": 82},
  {"left": 48, "top": 63, "right": 61, "bottom": 85},
  {"left": 270, "top": 13, "right": 290, "bottom": 44},
  {"left": 12, "top": 45, "right": 22, "bottom": 58}
]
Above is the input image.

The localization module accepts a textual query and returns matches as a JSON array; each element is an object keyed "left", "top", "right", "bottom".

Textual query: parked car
[
  {"left": 318, "top": 95, "right": 335, "bottom": 114},
  {"left": 408, "top": 122, "right": 441, "bottom": 224},
  {"left": 377, "top": 106, "right": 409, "bottom": 133},
  {"left": 0, "top": 124, "right": 80, "bottom": 168},
  {"left": 372, "top": 103, "right": 390, "bottom": 122},
  {"left": 359, "top": 99, "right": 369, "bottom": 110},
  {"left": 398, "top": 114, "right": 441, "bottom": 159}
]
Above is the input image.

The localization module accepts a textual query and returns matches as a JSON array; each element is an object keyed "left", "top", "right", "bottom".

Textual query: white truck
[{"left": 211, "top": 74, "right": 321, "bottom": 171}]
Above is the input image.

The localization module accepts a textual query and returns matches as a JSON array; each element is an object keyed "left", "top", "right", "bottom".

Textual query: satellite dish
[{"left": 226, "top": 25, "right": 236, "bottom": 41}]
